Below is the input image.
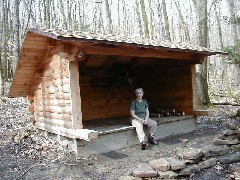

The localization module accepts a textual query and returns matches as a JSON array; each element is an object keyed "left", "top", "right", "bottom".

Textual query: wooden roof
[
  {"left": 8, "top": 28, "right": 225, "bottom": 97},
  {"left": 29, "top": 29, "right": 225, "bottom": 55}
]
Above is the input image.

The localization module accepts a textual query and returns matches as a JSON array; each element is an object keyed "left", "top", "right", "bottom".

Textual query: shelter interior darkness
[{"left": 78, "top": 54, "right": 195, "bottom": 130}]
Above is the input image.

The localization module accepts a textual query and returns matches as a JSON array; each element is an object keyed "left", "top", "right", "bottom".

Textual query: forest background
[{"left": 0, "top": 0, "right": 239, "bottom": 105}]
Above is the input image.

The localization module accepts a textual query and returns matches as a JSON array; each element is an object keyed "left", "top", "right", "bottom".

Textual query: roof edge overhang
[{"left": 28, "top": 28, "right": 227, "bottom": 56}]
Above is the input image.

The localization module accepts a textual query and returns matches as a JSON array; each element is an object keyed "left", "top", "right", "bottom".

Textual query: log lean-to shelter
[{"left": 8, "top": 29, "right": 225, "bottom": 156}]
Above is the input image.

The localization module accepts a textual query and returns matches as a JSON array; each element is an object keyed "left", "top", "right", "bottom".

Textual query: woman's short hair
[{"left": 135, "top": 88, "right": 144, "bottom": 94}]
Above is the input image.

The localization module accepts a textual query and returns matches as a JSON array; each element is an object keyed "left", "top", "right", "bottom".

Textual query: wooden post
[
  {"left": 69, "top": 61, "right": 83, "bottom": 129},
  {"left": 191, "top": 65, "right": 198, "bottom": 111}
]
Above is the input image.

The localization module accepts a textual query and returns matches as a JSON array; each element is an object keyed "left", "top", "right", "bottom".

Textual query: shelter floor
[{"left": 83, "top": 115, "right": 194, "bottom": 133}]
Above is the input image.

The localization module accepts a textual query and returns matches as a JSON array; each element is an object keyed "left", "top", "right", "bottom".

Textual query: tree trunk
[
  {"left": 104, "top": 0, "right": 112, "bottom": 34},
  {"left": 228, "top": 0, "right": 239, "bottom": 44},
  {"left": 162, "top": 0, "right": 171, "bottom": 41},
  {"left": 148, "top": 0, "right": 154, "bottom": 39},
  {"left": 140, "top": 0, "right": 149, "bottom": 39},
  {"left": 14, "top": 0, "right": 20, "bottom": 68},
  {"left": 174, "top": 0, "right": 190, "bottom": 42},
  {"left": 215, "top": 2, "right": 232, "bottom": 96},
  {"left": 192, "top": 0, "right": 211, "bottom": 105},
  {"left": 135, "top": 0, "right": 143, "bottom": 37}
]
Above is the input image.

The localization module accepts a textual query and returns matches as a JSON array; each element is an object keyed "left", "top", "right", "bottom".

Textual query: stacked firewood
[{"left": 150, "top": 105, "right": 185, "bottom": 117}]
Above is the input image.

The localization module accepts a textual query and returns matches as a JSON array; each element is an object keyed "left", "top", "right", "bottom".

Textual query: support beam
[
  {"left": 69, "top": 61, "right": 83, "bottom": 129},
  {"left": 191, "top": 65, "right": 198, "bottom": 111},
  {"left": 35, "top": 122, "right": 98, "bottom": 141},
  {"left": 71, "top": 42, "right": 195, "bottom": 60}
]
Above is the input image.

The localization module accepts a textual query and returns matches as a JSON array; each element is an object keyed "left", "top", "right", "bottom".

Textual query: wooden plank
[
  {"left": 72, "top": 42, "right": 194, "bottom": 60},
  {"left": 191, "top": 65, "right": 198, "bottom": 110},
  {"left": 35, "top": 117, "right": 72, "bottom": 128},
  {"left": 69, "top": 61, "right": 83, "bottom": 129},
  {"left": 192, "top": 110, "right": 214, "bottom": 116},
  {"left": 35, "top": 122, "right": 98, "bottom": 141}
]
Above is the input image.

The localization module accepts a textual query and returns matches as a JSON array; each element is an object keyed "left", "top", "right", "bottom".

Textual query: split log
[
  {"left": 42, "top": 99, "right": 71, "bottom": 106},
  {"left": 28, "top": 104, "right": 34, "bottom": 113},
  {"left": 35, "top": 117, "right": 72, "bottom": 128},
  {"left": 212, "top": 102, "right": 240, "bottom": 106},
  {"left": 35, "top": 122, "right": 98, "bottom": 141},
  {"left": 37, "top": 105, "right": 72, "bottom": 114}
]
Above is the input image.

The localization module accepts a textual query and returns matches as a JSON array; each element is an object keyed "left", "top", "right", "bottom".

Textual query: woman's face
[{"left": 135, "top": 90, "right": 143, "bottom": 99}]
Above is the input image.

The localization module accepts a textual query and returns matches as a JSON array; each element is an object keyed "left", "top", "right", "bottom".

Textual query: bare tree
[
  {"left": 162, "top": 0, "right": 171, "bottom": 41},
  {"left": 140, "top": 0, "right": 150, "bottom": 39},
  {"left": 104, "top": 0, "right": 112, "bottom": 34}
]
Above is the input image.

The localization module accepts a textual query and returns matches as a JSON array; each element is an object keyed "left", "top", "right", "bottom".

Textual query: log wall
[
  {"left": 134, "top": 65, "right": 194, "bottom": 114},
  {"left": 32, "top": 54, "right": 73, "bottom": 129},
  {"left": 79, "top": 63, "right": 194, "bottom": 121},
  {"left": 80, "top": 84, "right": 134, "bottom": 120}
]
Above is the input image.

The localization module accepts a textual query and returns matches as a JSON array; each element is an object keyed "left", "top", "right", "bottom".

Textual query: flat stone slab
[
  {"left": 185, "top": 156, "right": 202, "bottom": 164},
  {"left": 217, "top": 153, "right": 240, "bottom": 164},
  {"left": 212, "top": 138, "right": 239, "bottom": 145},
  {"left": 202, "top": 145, "right": 231, "bottom": 157},
  {"left": 199, "top": 158, "right": 217, "bottom": 169},
  {"left": 223, "top": 129, "right": 240, "bottom": 136},
  {"left": 119, "top": 176, "right": 141, "bottom": 180},
  {"left": 132, "top": 163, "right": 158, "bottom": 178},
  {"left": 225, "top": 122, "right": 238, "bottom": 130},
  {"left": 166, "top": 158, "right": 186, "bottom": 170},
  {"left": 178, "top": 164, "right": 200, "bottom": 176},
  {"left": 219, "top": 134, "right": 239, "bottom": 140},
  {"left": 149, "top": 158, "right": 170, "bottom": 172},
  {"left": 176, "top": 148, "right": 202, "bottom": 160},
  {"left": 158, "top": 171, "right": 178, "bottom": 179},
  {"left": 229, "top": 163, "right": 240, "bottom": 173},
  {"left": 234, "top": 172, "right": 240, "bottom": 180}
]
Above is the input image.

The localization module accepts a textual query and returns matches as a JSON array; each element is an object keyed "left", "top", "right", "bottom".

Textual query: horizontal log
[
  {"left": 35, "top": 122, "right": 98, "bottom": 141},
  {"left": 35, "top": 105, "right": 72, "bottom": 114},
  {"left": 34, "top": 92, "right": 71, "bottom": 100},
  {"left": 42, "top": 100, "right": 71, "bottom": 106},
  {"left": 35, "top": 117, "right": 72, "bottom": 128},
  {"left": 192, "top": 110, "right": 214, "bottom": 116},
  {"left": 72, "top": 42, "right": 194, "bottom": 60},
  {"left": 28, "top": 104, "right": 34, "bottom": 112},
  {"left": 44, "top": 112, "right": 72, "bottom": 121}
]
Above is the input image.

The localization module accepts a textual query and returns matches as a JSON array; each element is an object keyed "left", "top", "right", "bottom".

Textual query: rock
[
  {"left": 178, "top": 139, "right": 189, "bottom": 143},
  {"left": 184, "top": 156, "right": 202, "bottom": 164},
  {"left": 237, "top": 109, "right": 240, "bottom": 117},
  {"left": 223, "top": 129, "right": 240, "bottom": 136},
  {"left": 202, "top": 145, "right": 231, "bottom": 157},
  {"left": 212, "top": 138, "right": 239, "bottom": 145},
  {"left": 166, "top": 158, "right": 186, "bottom": 170},
  {"left": 226, "top": 122, "right": 238, "bottom": 130},
  {"left": 119, "top": 176, "right": 141, "bottom": 180},
  {"left": 217, "top": 153, "right": 240, "bottom": 164},
  {"left": 158, "top": 171, "right": 178, "bottom": 179},
  {"left": 198, "top": 158, "right": 217, "bottom": 169},
  {"left": 232, "top": 144, "right": 240, "bottom": 151},
  {"left": 60, "top": 140, "right": 69, "bottom": 148},
  {"left": 178, "top": 164, "right": 200, "bottom": 176},
  {"left": 229, "top": 163, "right": 240, "bottom": 173},
  {"left": 219, "top": 134, "right": 239, "bottom": 140},
  {"left": 149, "top": 158, "right": 170, "bottom": 172},
  {"left": 234, "top": 172, "right": 240, "bottom": 180},
  {"left": 132, "top": 163, "right": 158, "bottom": 178},
  {"left": 176, "top": 148, "right": 202, "bottom": 160}
]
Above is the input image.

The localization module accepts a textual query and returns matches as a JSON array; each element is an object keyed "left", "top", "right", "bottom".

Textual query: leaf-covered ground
[{"left": 0, "top": 98, "right": 239, "bottom": 180}]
